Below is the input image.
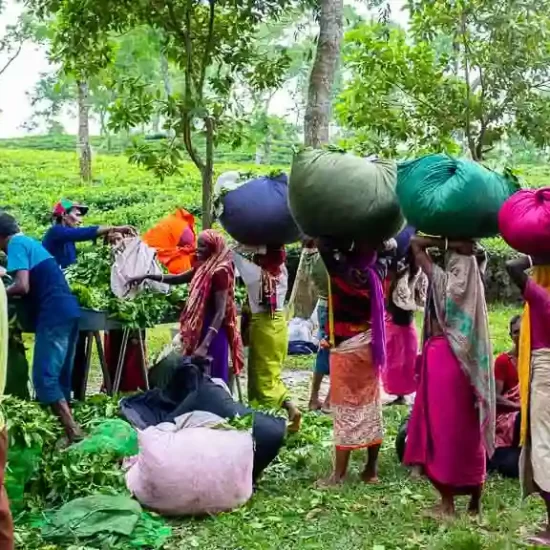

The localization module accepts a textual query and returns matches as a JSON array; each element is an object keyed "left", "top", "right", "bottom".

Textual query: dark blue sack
[
  {"left": 219, "top": 174, "right": 301, "bottom": 245},
  {"left": 395, "top": 225, "right": 415, "bottom": 259}
]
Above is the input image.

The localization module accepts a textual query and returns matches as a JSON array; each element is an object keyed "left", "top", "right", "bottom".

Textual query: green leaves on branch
[
  {"left": 338, "top": 23, "right": 465, "bottom": 157},
  {"left": 339, "top": 1, "right": 550, "bottom": 159}
]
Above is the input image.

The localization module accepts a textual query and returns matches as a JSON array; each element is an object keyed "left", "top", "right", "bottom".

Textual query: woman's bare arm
[
  {"left": 128, "top": 268, "right": 195, "bottom": 287},
  {"left": 506, "top": 256, "right": 532, "bottom": 294},
  {"left": 410, "top": 236, "right": 444, "bottom": 279}
]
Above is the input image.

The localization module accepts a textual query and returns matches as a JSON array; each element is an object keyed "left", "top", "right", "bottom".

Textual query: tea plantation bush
[{"left": 0, "top": 147, "right": 547, "bottom": 303}]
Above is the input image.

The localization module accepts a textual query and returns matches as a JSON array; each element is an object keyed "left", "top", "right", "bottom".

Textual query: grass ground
[{"left": 44, "top": 302, "right": 542, "bottom": 550}]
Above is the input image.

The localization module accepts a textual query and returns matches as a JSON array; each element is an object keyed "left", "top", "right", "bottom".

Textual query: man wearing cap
[
  {"left": 0, "top": 211, "right": 83, "bottom": 443},
  {"left": 42, "top": 199, "right": 134, "bottom": 269},
  {"left": 43, "top": 199, "right": 135, "bottom": 400}
]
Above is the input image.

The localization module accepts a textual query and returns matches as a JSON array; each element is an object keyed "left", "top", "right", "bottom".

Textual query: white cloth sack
[
  {"left": 125, "top": 413, "right": 254, "bottom": 516},
  {"left": 110, "top": 236, "right": 169, "bottom": 299},
  {"left": 287, "top": 316, "right": 318, "bottom": 346}
]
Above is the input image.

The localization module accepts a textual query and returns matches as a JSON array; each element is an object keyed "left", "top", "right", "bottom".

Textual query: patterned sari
[{"left": 322, "top": 249, "right": 386, "bottom": 450}]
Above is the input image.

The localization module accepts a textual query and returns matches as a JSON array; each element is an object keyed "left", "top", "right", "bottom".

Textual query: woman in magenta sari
[
  {"left": 405, "top": 237, "right": 495, "bottom": 518},
  {"left": 506, "top": 256, "right": 550, "bottom": 546}
]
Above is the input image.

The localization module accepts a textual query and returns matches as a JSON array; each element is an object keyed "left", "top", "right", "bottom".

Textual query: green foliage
[
  {"left": 27, "top": 0, "right": 310, "bottom": 226},
  {"left": 63, "top": 245, "right": 186, "bottom": 327},
  {"left": 338, "top": 22, "right": 465, "bottom": 157},
  {"left": 0, "top": 147, "right": 269, "bottom": 236},
  {"left": 340, "top": 1, "right": 550, "bottom": 160}
]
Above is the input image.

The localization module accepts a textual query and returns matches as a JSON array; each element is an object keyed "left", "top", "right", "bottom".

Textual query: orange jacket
[{"left": 143, "top": 208, "right": 196, "bottom": 274}]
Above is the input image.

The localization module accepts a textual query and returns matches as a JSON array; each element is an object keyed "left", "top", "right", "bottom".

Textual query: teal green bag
[{"left": 396, "top": 154, "right": 519, "bottom": 239}]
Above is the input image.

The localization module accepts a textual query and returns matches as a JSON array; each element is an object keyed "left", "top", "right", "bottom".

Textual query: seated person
[{"left": 488, "top": 315, "right": 522, "bottom": 478}]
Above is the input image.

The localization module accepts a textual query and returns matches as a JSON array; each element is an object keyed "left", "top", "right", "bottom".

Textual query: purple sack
[
  {"left": 395, "top": 225, "right": 416, "bottom": 259},
  {"left": 219, "top": 174, "right": 301, "bottom": 246}
]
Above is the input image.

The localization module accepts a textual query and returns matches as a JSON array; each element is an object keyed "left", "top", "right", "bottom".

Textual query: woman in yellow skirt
[{"left": 233, "top": 246, "right": 301, "bottom": 432}]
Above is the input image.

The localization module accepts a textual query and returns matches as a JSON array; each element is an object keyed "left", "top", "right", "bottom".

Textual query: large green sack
[
  {"left": 396, "top": 154, "right": 519, "bottom": 238},
  {"left": 289, "top": 149, "right": 404, "bottom": 242}
]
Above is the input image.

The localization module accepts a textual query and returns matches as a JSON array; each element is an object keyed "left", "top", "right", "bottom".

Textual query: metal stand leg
[
  {"left": 79, "top": 331, "right": 93, "bottom": 400},
  {"left": 138, "top": 330, "right": 150, "bottom": 391},
  {"left": 95, "top": 332, "right": 111, "bottom": 395},
  {"left": 112, "top": 329, "right": 130, "bottom": 394},
  {"left": 234, "top": 373, "right": 244, "bottom": 403}
]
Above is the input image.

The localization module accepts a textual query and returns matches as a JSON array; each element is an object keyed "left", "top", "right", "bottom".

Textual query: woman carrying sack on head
[
  {"left": 506, "top": 255, "right": 550, "bottom": 547},
  {"left": 317, "top": 238, "right": 388, "bottom": 486},
  {"left": 405, "top": 237, "right": 495, "bottom": 518},
  {"left": 233, "top": 245, "right": 301, "bottom": 432}
]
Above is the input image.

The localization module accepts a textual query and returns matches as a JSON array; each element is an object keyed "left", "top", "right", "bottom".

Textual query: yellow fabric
[
  {"left": 247, "top": 312, "right": 289, "bottom": 408},
  {"left": 518, "top": 266, "right": 550, "bottom": 445},
  {"left": 0, "top": 280, "right": 7, "bottom": 430}
]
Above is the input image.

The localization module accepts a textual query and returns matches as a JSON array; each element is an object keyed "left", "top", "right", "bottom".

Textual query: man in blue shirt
[
  {"left": 0, "top": 211, "right": 83, "bottom": 443},
  {"left": 42, "top": 199, "right": 135, "bottom": 401},
  {"left": 42, "top": 198, "right": 134, "bottom": 269}
]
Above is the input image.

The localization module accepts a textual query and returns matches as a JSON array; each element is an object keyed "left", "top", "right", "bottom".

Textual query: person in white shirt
[{"left": 233, "top": 245, "right": 301, "bottom": 432}]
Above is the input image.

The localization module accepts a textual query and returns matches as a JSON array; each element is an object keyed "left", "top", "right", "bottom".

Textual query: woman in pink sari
[
  {"left": 404, "top": 237, "right": 495, "bottom": 518},
  {"left": 383, "top": 248, "right": 420, "bottom": 404},
  {"left": 506, "top": 256, "right": 550, "bottom": 546}
]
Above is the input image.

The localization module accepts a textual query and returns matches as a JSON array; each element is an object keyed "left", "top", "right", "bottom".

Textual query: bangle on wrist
[
  {"left": 208, "top": 326, "right": 218, "bottom": 334},
  {"left": 527, "top": 255, "right": 534, "bottom": 269}
]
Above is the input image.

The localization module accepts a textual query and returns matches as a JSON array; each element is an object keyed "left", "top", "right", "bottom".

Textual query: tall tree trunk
[
  {"left": 202, "top": 117, "right": 215, "bottom": 229},
  {"left": 77, "top": 80, "right": 92, "bottom": 182},
  {"left": 304, "top": 0, "right": 344, "bottom": 147}
]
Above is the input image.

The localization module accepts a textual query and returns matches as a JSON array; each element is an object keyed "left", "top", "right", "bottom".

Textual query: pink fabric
[
  {"left": 524, "top": 280, "right": 550, "bottom": 350},
  {"left": 179, "top": 225, "right": 195, "bottom": 247},
  {"left": 499, "top": 188, "right": 550, "bottom": 256},
  {"left": 126, "top": 424, "right": 254, "bottom": 516},
  {"left": 495, "top": 386, "right": 520, "bottom": 448},
  {"left": 382, "top": 318, "right": 418, "bottom": 396},
  {"left": 404, "top": 335, "right": 486, "bottom": 487}
]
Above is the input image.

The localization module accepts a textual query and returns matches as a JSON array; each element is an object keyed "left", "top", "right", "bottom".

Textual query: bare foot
[
  {"left": 287, "top": 407, "right": 302, "bottom": 433},
  {"left": 526, "top": 527, "right": 550, "bottom": 547},
  {"left": 410, "top": 466, "right": 422, "bottom": 479},
  {"left": 360, "top": 468, "right": 379, "bottom": 484},
  {"left": 526, "top": 534, "right": 550, "bottom": 547},
  {"left": 67, "top": 424, "right": 85, "bottom": 444},
  {"left": 422, "top": 504, "right": 455, "bottom": 521},
  {"left": 308, "top": 399, "right": 322, "bottom": 412}
]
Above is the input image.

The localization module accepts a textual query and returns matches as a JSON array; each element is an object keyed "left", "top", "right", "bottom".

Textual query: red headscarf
[
  {"left": 179, "top": 229, "right": 244, "bottom": 374},
  {"left": 252, "top": 246, "right": 287, "bottom": 318}
]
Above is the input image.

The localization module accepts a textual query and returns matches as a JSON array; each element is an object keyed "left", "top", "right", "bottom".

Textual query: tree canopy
[
  {"left": 27, "top": 0, "right": 311, "bottom": 225},
  {"left": 339, "top": 0, "right": 550, "bottom": 160}
]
